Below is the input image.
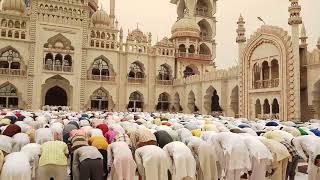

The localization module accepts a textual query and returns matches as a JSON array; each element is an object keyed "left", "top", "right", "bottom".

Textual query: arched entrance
[
  {"left": 204, "top": 86, "right": 222, "bottom": 114},
  {"left": 156, "top": 92, "right": 170, "bottom": 112},
  {"left": 172, "top": 93, "right": 182, "bottom": 112},
  {"left": 41, "top": 75, "right": 73, "bottom": 108},
  {"left": 188, "top": 91, "right": 199, "bottom": 113},
  {"left": 45, "top": 86, "right": 67, "bottom": 106}
]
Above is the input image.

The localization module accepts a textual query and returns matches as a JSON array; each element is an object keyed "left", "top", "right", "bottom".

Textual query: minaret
[
  {"left": 119, "top": 27, "right": 123, "bottom": 51},
  {"left": 236, "top": 14, "right": 246, "bottom": 118},
  {"left": 299, "top": 23, "right": 308, "bottom": 48},
  {"left": 110, "top": 0, "right": 115, "bottom": 24},
  {"left": 288, "top": 0, "right": 302, "bottom": 120}
]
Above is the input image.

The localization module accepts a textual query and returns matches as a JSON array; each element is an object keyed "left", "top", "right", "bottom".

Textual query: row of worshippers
[{"left": 0, "top": 110, "right": 319, "bottom": 180}]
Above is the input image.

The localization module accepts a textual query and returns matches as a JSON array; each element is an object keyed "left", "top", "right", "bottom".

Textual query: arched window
[
  {"left": 196, "top": 0, "right": 212, "bottom": 16},
  {"left": 188, "top": 91, "right": 198, "bottom": 113},
  {"left": 21, "top": 32, "right": 26, "bottom": 39},
  {"left": 54, "top": 54, "right": 62, "bottom": 71},
  {"left": 1, "top": 30, "right": 6, "bottom": 37},
  {"left": 1, "top": 19, "right": 7, "bottom": 27},
  {"left": 128, "top": 62, "right": 144, "bottom": 79},
  {"left": 183, "top": 66, "right": 195, "bottom": 78},
  {"left": 0, "top": 83, "right": 18, "bottom": 108},
  {"left": 262, "top": 61, "right": 270, "bottom": 88},
  {"left": 91, "top": 88, "right": 108, "bottom": 110},
  {"left": 158, "top": 64, "right": 171, "bottom": 80},
  {"left": 63, "top": 55, "right": 72, "bottom": 72},
  {"left": 178, "top": 44, "right": 186, "bottom": 53},
  {"left": 189, "top": 45, "right": 195, "bottom": 53},
  {"left": 156, "top": 93, "right": 170, "bottom": 112},
  {"left": 44, "top": 53, "right": 53, "bottom": 70},
  {"left": 0, "top": 48, "right": 22, "bottom": 74},
  {"left": 172, "top": 93, "right": 182, "bottom": 112},
  {"left": 199, "top": 43, "right": 211, "bottom": 55},
  {"left": 14, "top": 21, "right": 20, "bottom": 28},
  {"left": 255, "top": 99, "right": 261, "bottom": 117},
  {"left": 253, "top": 63, "right": 261, "bottom": 89},
  {"left": 8, "top": 30, "right": 12, "bottom": 38},
  {"left": 91, "top": 57, "right": 111, "bottom": 81},
  {"left": 263, "top": 99, "right": 270, "bottom": 114},
  {"left": 128, "top": 91, "right": 144, "bottom": 112},
  {"left": 272, "top": 99, "right": 279, "bottom": 114},
  {"left": 271, "top": 59, "right": 279, "bottom": 87},
  {"left": 90, "top": 31, "right": 95, "bottom": 38},
  {"left": 198, "top": 19, "right": 213, "bottom": 40},
  {"left": 14, "top": 31, "right": 19, "bottom": 38}
]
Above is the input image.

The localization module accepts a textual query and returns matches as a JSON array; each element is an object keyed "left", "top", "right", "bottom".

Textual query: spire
[
  {"left": 288, "top": 0, "right": 302, "bottom": 25},
  {"left": 299, "top": 23, "right": 308, "bottom": 48},
  {"left": 236, "top": 14, "right": 246, "bottom": 43}
]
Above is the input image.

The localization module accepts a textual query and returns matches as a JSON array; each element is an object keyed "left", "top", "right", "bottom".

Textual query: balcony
[
  {"left": 175, "top": 52, "right": 211, "bottom": 62},
  {"left": 195, "top": 9, "right": 212, "bottom": 17},
  {"left": 128, "top": 77, "right": 145, "bottom": 84},
  {"left": 44, "top": 64, "right": 72, "bottom": 73},
  {"left": 156, "top": 79, "right": 173, "bottom": 86},
  {"left": 0, "top": 68, "right": 26, "bottom": 76},
  {"left": 87, "top": 75, "right": 115, "bottom": 81},
  {"left": 253, "top": 78, "right": 279, "bottom": 89}
]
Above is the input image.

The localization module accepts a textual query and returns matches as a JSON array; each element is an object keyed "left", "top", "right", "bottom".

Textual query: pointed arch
[
  {"left": 128, "top": 91, "right": 144, "bottom": 112},
  {"left": 198, "top": 19, "right": 212, "bottom": 39},
  {"left": 44, "top": 33, "right": 74, "bottom": 50},
  {"left": 196, "top": 0, "right": 213, "bottom": 16},
  {"left": 0, "top": 82, "right": 19, "bottom": 108},
  {"left": 230, "top": 86, "right": 239, "bottom": 117},
  {"left": 88, "top": 55, "right": 115, "bottom": 81},
  {"left": 158, "top": 63, "right": 172, "bottom": 80},
  {"left": 172, "top": 92, "right": 182, "bottom": 112},
  {"left": 156, "top": 92, "right": 171, "bottom": 112},
  {"left": 183, "top": 64, "right": 199, "bottom": 78},
  {"left": 128, "top": 61, "right": 145, "bottom": 79},
  {"left": 188, "top": 91, "right": 198, "bottom": 113},
  {"left": 90, "top": 87, "right": 114, "bottom": 111},
  {"left": 199, "top": 43, "right": 211, "bottom": 55},
  {"left": 255, "top": 99, "right": 261, "bottom": 118}
]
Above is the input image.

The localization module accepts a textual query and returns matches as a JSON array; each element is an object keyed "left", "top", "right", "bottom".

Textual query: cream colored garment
[
  {"left": 107, "top": 142, "right": 136, "bottom": 180},
  {"left": 135, "top": 145, "right": 170, "bottom": 180},
  {"left": 163, "top": 141, "right": 196, "bottom": 180}
]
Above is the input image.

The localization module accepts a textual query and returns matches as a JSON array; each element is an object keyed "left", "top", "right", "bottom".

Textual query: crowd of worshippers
[{"left": 0, "top": 110, "right": 320, "bottom": 180}]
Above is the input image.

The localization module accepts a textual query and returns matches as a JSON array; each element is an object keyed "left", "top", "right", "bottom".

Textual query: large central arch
[
  {"left": 41, "top": 75, "right": 73, "bottom": 108},
  {"left": 45, "top": 86, "right": 67, "bottom": 106}
]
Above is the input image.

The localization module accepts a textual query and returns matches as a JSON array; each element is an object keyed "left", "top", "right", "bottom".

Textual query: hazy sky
[{"left": 101, "top": 0, "right": 320, "bottom": 68}]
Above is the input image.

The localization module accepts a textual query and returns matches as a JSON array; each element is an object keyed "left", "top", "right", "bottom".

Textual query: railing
[
  {"left": 87, "top": 75, "right": 115, "bottom": 81},
  {"left": 44, "top": 64, "right": 72, "bottom": 72},
  {"left": 128, "top": 77, "right": 145, "bottom": 84},
  {"left": 0, "top": 68, "right": 25, "bottom": 76},
  {"left": 156, "top": 79, "right": 173, "bottom": 86},
  {"left": 175, "top": 52, "right": 211, "bottom": 61},
  {"left": 253, "top": 78, "right": 279, "bottom": 89},
  {"left": 257, "top": 113, "right": 280, "bottom": 120}
]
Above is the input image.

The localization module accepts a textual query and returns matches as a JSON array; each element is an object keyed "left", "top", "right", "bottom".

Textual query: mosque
[{"left": 0, "top": 0, "right": 319, "bottom": 121}]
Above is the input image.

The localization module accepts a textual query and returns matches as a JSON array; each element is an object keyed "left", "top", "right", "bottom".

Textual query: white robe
[
  {"left": 163, "top": 141, "right": 196, "bottom": 180},
  {"left": 135, "top": 145, "right": 170, "bottom": 180},
  {"left": 0, "top": 152, "right": 31, "bottom": 180}
]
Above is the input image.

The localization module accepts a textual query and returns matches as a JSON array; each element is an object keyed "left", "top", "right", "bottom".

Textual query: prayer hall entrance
[
  {"left": 41, "top": 75, "right": 73, "bottom": 108},
  {"left": 128, "top": 91, "right": 144, "bottom": 112},
  {"left": 45, "top": 86, "right": 67, "bottom": 106}
]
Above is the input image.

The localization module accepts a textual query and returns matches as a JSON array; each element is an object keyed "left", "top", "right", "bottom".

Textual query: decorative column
[
  {"left": 236, "top": 14, "right": 246, "bottom": 117},
  {"left": 288, "top": 0, "right": 302, "bottom": 120}
]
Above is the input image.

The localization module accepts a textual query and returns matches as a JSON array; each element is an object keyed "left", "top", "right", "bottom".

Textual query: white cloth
[
  {"left": 35, "top": 128, "right": 54, "bottom": 145},
  {"left": 0, "top": 135, "right": 13, "bottom": 154},
  {"left": 135, "top": 145, "right": 170, "bottom": 180},
  {"left": 163, "top": 141, "right": 196, "bottom": 180},
  {"left": 0, "top": 152, "right": 32, "bottom": 180},
  {"left": 12, "top": 133, "right": 30, "bottom": 152}
]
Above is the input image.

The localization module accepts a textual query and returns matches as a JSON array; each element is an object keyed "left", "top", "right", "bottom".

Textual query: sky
[{"left": 100, "top": 0, "right": 320, "bottom": 68}]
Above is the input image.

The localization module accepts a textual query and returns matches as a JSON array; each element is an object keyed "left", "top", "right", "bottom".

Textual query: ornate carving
[{"left": 44, "top": 33, "right": 74, "bottom": 50}]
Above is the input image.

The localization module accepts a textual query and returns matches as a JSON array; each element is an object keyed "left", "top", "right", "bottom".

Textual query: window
[
  {"left": 156, "top": 93, "right": 170, "bottom": 112},
  {"left": 92, "top": 58, "right": 110, "bottom": 76},
  {"left": 128, "top": 62, "right": 144, "bottom": 79},
  {"left": 91, "top": 88, "right": 108, "bottom": 110},
  {"left": 0, "top": 83, "right": 18, "bottom": 109},
  {"left": 158, "top": 64, "right": 170, "bottom": 80},
  {"left": 128, "top": 91, "right": 143, "bottom": 112},
  {"left": 0, "top": 48, "right": 22, "bottom": 71},
  {"left": 183, "top": 66, "right": 195, "bottom": 78}
]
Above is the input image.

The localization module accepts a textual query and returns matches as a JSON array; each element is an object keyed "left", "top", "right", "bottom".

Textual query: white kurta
[
  {"left": 135, "top": 145, "right": 170, "bottom": 180},
  {"left": 0, "top": 152, "right": 31, "bottom": 180},
  {"left": 163, "top": 141, "right": 196, "bottom": 180}
]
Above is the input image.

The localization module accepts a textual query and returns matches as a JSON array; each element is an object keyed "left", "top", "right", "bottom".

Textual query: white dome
[
  {"left": 1, "top": 0, "right": 26, "bottom": 13},
  {"left": 171, "top": 17, "right": 200, "bottom": 33},
  {"left": 91, "top": 9, "right": 111, "bottom": 26}
]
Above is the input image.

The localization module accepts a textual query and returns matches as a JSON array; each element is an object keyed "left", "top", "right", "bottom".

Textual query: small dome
[
  {"left": 1, "top": 0, "right": 26, "bottom": 13},
  {"left": 92, "top": 9, "right": 111, "bottom": 26},
  {"left": 171, "top": 17, "right": 200, "bottom": 38},
  {"left": 171, "top": 17, "right": 200, "bottom": 33}
]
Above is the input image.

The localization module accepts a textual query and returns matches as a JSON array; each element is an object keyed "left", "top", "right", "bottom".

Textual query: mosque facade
[{"left": 0, "top": 0, "right": 319, "bottom": 121}]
